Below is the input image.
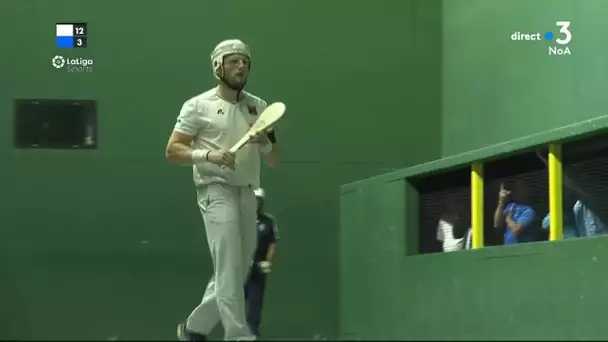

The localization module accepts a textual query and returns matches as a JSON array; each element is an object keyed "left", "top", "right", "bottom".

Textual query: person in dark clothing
[{"left": 245, "top": 188, "right": 279, "bottom": 338}]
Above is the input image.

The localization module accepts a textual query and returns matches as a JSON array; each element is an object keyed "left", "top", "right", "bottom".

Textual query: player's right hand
[{"left": 208, "top": 149, "right": 236, "bottom": 169}]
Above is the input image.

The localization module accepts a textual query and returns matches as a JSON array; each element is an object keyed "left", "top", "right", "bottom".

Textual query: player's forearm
[
  {"left": 166, "top": 142, "right": 195, "bottom": 164},
  {"left": 505, "top": 219, "right": 523, "bottom": 235},
  {"left": 493, "top": 202, "right": 505, "bottom": 228},
  {"left": 265, "top": 243, "right": 276, "bottom": 263},
  {"left": 166, "top": 143, "right": 208, "bottom": 165}
]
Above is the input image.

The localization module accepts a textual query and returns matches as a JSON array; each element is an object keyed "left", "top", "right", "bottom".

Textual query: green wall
[
  {"left": 0, "top": 0, "right": 441, "bottom": 339},
  {"left": 441, "top": 0, "right": 608, "bottom": 157},
  {"left": 340, "top": 0, "right": 608, "bottom": 338},
  {"left": 402, "top": 237, "right": 608, "bottom": 340},
  {"left": 340, "top": 179, "right": 411, "bottom": 340}
]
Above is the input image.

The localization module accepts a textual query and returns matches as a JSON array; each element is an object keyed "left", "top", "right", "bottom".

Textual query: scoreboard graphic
[{"left": 56, "top": 23, "right": 87, "bottom": 48}]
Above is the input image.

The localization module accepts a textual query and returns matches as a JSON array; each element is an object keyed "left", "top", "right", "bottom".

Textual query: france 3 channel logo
[{"left": 510, "top": 21, "right": 572, "bottom": 56}]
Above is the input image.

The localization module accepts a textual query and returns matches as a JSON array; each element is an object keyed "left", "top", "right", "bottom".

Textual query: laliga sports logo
[
  {"left": 51, "top": 55, "right": 94, "bottom": 72},
  {"left": 52, "top": 55, "right": 65, "bottom": 68}
]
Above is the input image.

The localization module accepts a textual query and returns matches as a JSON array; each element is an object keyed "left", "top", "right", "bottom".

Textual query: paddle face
[
  {"left": 229, "top": 102, "right": 286, "bottom": 153},
  {"left": 249, "top": 102, "right": 286, "bottom": 134}
]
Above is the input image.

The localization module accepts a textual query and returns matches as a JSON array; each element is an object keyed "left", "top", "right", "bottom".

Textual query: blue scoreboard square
[{"left": 56, "top": 36, "right": 73, "bottom": 48}]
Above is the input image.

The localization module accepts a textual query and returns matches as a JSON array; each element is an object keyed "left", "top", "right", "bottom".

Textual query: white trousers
[{"left": 186, "top": 183, "right": 258, "bottom": 341}]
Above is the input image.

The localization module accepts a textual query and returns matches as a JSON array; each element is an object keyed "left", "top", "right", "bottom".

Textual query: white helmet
[
  {"left": 253, "top": 188, "right": 265, "bottom": 199},
  {"left": 210, "top": 39, "right": 251, "bottom": 79}
]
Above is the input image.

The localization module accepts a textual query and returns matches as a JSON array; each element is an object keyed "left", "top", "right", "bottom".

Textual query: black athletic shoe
[{"left": 177, "top": 322, "right": 207, "bottom": 341}]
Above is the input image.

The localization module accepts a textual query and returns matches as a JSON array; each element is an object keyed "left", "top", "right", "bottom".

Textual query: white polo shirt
[
  {"left": 173, "top": 87, "right": 268, "bottom": 188},
  {"left": 436, "top": 219, "right": 465, "bottom": 252}
]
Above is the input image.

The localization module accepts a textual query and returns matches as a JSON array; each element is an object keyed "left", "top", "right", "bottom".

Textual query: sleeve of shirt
[
  {"left": 541, "top": 213, "right": 550, "bottom": 230},
  {"left": 174, "top": 99, "right": 204, "bottom": 136},
  {"left": 269, "top": 216, "right": 279, "bottom": 242},
  {"left": 503, "top": 202, "right": 514, "bottom": 216},
  {"left": 518, "top": 207, "right": 536, "bottom": 227}
]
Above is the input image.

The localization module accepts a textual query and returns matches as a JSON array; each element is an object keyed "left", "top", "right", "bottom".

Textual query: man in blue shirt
[
  {"left": 493, "top": 182, "right": 537, "bottom": 244},
  {"left": 245, "top": 188, "right": 279, "bottom": 338}
]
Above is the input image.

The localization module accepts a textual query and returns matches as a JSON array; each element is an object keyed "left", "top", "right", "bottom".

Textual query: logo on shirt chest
[
  {"left": 217, "top": 108, "right": 224, "bottom": 115},
  {"left": 247, "top": 105, "right": 258, "bottom": 115}
]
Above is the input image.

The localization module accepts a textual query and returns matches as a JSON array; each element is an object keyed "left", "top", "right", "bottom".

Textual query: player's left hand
[{"left": 249, "top": 131, "right": 270, "bottom": 145}]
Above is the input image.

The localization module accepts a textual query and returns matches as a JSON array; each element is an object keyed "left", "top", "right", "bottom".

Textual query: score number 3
[
  {"left": 555, "top": 21, "right": 572, "bottom": 45},
  {"left": 73, "top": 37, "right": 87, "bottom": 48}
]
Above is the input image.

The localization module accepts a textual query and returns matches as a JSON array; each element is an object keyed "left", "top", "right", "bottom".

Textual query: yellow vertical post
[
  {"left": 471, "top": 162, "right": 484, "bottom": 249},
  {"left": 549, "top": 143, "right": 564, "bottom": 241}
]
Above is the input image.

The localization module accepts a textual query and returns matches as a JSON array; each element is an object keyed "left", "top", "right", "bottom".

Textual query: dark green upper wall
[
  {"left": 441, "top": 0, "right": 608, "bottom": 157},
  {"left": 0, "top": 0, "right": 442, "bottom": 164},
  {"left": 0, "top": 0, "right": 441, "bottom": 339}
]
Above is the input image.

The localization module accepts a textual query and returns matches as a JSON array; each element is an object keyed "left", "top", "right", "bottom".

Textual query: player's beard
[{"left": 221, "top": 75, "right": 247, "bottom": 91}]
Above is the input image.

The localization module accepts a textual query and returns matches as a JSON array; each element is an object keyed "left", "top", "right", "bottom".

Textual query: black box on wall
[{"left": 13, "top": 99, "right": 97, "bottom": 150}]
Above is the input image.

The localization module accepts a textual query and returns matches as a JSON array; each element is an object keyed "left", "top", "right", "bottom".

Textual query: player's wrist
[
  {"left": 192, "top": 149, "right": 211, "bottom": 164},
  {"left": 259, "top": 141, "right": 272, "bottom": 154}
]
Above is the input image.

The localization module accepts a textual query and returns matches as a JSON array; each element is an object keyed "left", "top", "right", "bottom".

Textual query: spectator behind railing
[
  {"left": 436, "top": 194, "right": 472, "bottom": 252},
  {"left": 536, "top": 150, "right": 608, "bottom": 238},
  {"left": 542, "top": 200, "right": 608, "bottom": 238},
  {"left": 573, "top": 200, "right": 608, "bottom": 236},
  {"left": 493, "top": 180, "right": 538, "bottom": 245},
  {"left": 542, "top": 208, "right": 579, "bottom": 239}
]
